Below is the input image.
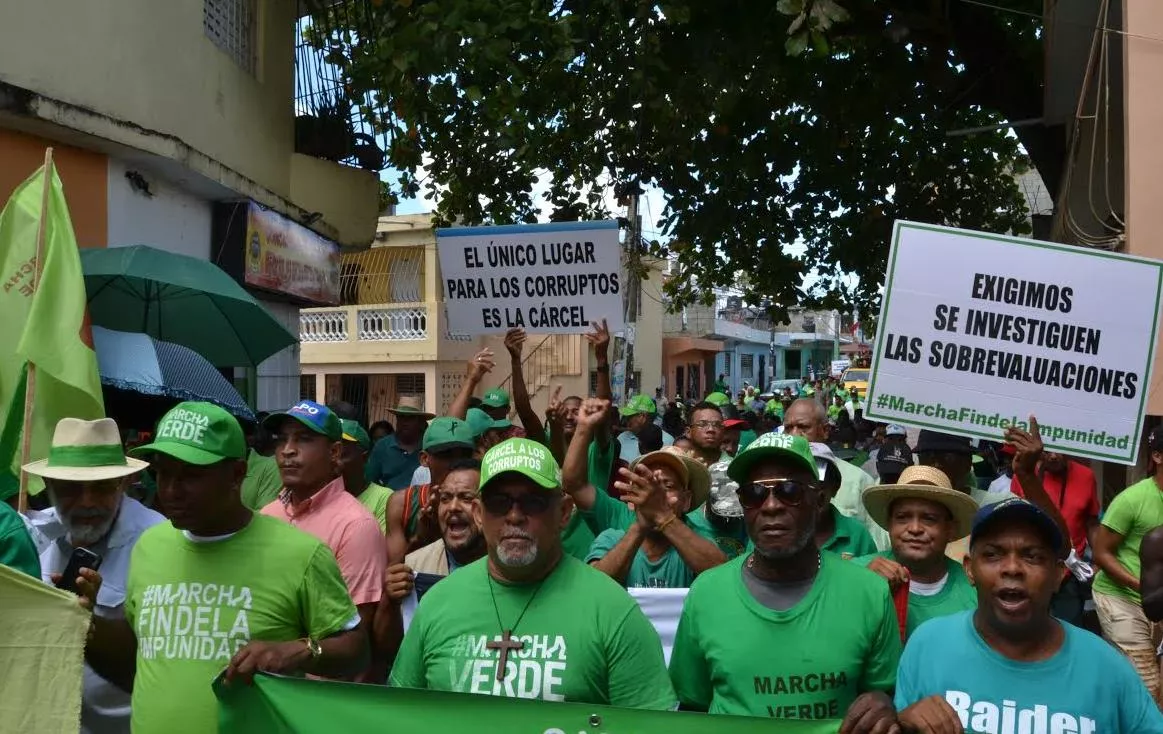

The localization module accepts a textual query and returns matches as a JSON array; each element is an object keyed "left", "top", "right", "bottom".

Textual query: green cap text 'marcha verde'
[
  {"left": 132, "top": 402, "right": 247, "bottom": 466},
  {"left": 479, "top": 438, "right": 560, "bottom": 493}
]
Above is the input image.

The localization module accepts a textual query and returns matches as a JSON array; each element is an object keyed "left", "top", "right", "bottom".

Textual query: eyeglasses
[
  {"left": 692, "top": 420, "right": 724, "bottom": 430},
  {"left": 735, "top": 480, "right": 818, "bottom": 509},
  {"left": 480, "top": 491, "right": 554, "bottom": 516}
]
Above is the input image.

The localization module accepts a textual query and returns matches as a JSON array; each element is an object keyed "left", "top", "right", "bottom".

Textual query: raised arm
[
  {"left": 504, "top": 328, "right": 548, "bottom": 445},
  {"left": 584, "top": 320, "right": 613, "bottom": 448},
  {"left": 562, "top": 398, "right": 609, "bottom": 512},
  {"left": 544, "top": 385, "right": 567, "bottom": 465},
  {"left": 1006, "top": 417, "right": 1070, "bottom": 559},
  {"left": 448, "top": 349, "right": 495, "bottom": 419}
]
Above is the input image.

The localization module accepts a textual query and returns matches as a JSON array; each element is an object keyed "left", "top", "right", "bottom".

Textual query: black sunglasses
[
  {"left": 481, "top": 491, "right": 554, "bottom": 516},
  {"left": 735, "top": 480, "right": 818, "bottom": 509}
]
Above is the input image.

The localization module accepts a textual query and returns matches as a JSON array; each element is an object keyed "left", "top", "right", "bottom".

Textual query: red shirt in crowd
[{"left": 1010, "top": 459, "right": 1099, "bottom": 555}]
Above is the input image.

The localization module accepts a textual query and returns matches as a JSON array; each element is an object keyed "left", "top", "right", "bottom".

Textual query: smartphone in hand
[{"left": 56, "top": 547, "right": 103, "bottom": 594}]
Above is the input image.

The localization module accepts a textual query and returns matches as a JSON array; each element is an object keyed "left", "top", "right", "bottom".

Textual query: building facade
[
  {"left": 0, "top": 0, "right": 380, "bottom": 410},
  {"left": 299, "top": 215, "right": 667, "bottom": 423}
]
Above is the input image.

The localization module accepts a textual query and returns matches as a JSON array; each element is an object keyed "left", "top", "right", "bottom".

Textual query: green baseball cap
[
  {"left": 466, "top": 408, "right": 510, "bottom": 439},
  {"left": 481, "top": 388, "right": 510, "bottom": 409},
  {"left": 704, "top": 391, "right": 731, "bottom": 407},
  {"left": 422, "top": 416, "right": 475, "bottom": 454},
  {"left": 619, "top": 393, "right": 657, "bottom": 417},
  {"left": 261, "top": 400, "right": 342, "bottom": 441},
  {"left": 479, "top": 438, "right": 560, "bottom": 492},
  {"left": 340, "top": 419, "right": 371, "bottom": 450},
  {"left": 132, "top": 401, "right": 247, "bottom": 465},
  {"left": 726, "top": 431, "right": 817, "bottom": 485}
]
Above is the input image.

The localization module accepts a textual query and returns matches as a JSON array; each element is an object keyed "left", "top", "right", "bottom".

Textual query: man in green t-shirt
[
  {"left": 339, "top": 419, "right": 393, "bottom": 533},
  {"left": 669, "top": 432, "right": 900, "bottom": 729},
  {"left": 586, "top": 447, "right": 723, "bottom": 588},
  {"left": 855, "top": 465, "right": 979, "bottom": 638},
  {"left": 240, "top": 418, "right": 282, "bottom": 511},
  {"left": 810, "top": 444, "right": 877, "bottom": 560},
  {"left": 82, "top": 402, "right": 368, "bottom": 734},
  {"left": 1092, "top": 425, "right": 1163, "bottom": 704},
  {"left": 390, "top": 437, "right": 676, "bottom": 709}
]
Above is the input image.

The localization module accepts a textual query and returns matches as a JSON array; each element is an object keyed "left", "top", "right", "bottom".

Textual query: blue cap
[
  {"left": 969, "top": 497, "right": 1064, "bottom": 551},
  {"left": 262, "top": 400, "right": 343, "bottom": 441}
]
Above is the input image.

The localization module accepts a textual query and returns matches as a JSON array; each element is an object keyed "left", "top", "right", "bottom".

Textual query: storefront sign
[{"left": 244, "top": 203, "right": 340, "bottom": 304}]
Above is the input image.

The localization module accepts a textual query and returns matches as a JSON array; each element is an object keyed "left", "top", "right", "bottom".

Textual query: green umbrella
[{"left": 80, "top": 245, "right": 297, "bottom": 366}]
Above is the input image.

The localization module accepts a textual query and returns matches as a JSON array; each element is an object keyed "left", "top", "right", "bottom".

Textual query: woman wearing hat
[
  {"left": 856, "top": 465, "right": 980, "bottom": 638},
  {"left": 586, "top": 447, "right": 726, "bottom": 588}
]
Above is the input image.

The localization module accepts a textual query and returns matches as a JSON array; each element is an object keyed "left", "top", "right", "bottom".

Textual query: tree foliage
[{"left": 308, "top": 0, "right": 1044, "bottom": 320}]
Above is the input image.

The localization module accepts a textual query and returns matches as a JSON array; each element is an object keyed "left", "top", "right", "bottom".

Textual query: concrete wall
[
  {"left": 634, "top": 258, "right": 666, "bottom": 395},
  {"left": 0, "top": 0, "right": 294, "bottom": 198},
  {"left": 107, "top": 158, "right": 212, "bottom": 258},
  {"left": 1124, "top": 2, "right": 1163, "bottom": 413},
  {"left": 255, "top": 299, "right": 302, "bottom": 412},
  {"left": 289, "top": 153, "right": 379, "bottom": 246},
  {"left": 0, "top": 129, "right": 108, "bottom": 248}
]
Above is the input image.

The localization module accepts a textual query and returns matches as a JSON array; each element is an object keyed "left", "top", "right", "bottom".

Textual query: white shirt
[
  {"left": 32, "top": 496, "right": 164, "bottom": 734},
  {"left": 617, "top": 428, "right": 674, "bottom": 463},
  {"left": 410, "top": 465, "right": 432, "bottom": 486}
]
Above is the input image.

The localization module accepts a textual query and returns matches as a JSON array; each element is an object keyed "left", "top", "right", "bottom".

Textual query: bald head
[{"left": 783, "top": 398, "right": 828, "bottom": 442}]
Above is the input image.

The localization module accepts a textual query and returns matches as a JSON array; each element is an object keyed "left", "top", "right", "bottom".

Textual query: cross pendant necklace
[{"left": 486, "top": 575, "right": 546, "bottom": 682}]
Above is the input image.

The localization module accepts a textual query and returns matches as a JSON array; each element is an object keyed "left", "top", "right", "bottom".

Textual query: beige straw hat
[{"left": 862, "top": 465, "right": 978, "bottom": 540}]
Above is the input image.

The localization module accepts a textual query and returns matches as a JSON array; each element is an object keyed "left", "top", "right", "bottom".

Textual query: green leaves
[{"left": 311, "top": 0, "right": 1038, "bottom": 323}]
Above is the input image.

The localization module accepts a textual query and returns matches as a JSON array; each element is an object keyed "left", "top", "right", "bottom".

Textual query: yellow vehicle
[{"left": 840, "top": 367, "right": 869, "bottom": 396}]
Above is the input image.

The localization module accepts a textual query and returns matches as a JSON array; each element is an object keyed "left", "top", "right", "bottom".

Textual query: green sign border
[{"left": 865, "top": 220, "right": 1163, "bottom": 465}]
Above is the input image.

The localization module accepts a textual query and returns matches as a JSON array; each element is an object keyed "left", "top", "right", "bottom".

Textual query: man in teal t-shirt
[
  {"left": 895, "top": 497, "right": 1163, "bottom": 733},
  {"left": 669, "top": 432, "right": 899, "bottom": 727},
  {"left": 586, "top": 448, "right": 719, "bottom": 588},
  {"left": 856, "top": 464, "right": 979, "bottom": 637}
]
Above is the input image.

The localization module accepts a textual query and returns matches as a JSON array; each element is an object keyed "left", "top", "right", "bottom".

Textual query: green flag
[
  {"left": 216, "top": 674, "right": 842, "bottom": 733},
  {"left": 0, "top": 160, "right": 104, "bottom": 495}
]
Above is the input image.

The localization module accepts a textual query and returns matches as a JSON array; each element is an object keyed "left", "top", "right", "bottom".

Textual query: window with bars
[
  {"left": 740, "top": 354, "right": 754, "bottom": 376},
  {"left": 723, "top": 359, "right": 731, "bottom": 377},
  {"left": 204, "top": 0, "right": 257, "bottom": 74}
]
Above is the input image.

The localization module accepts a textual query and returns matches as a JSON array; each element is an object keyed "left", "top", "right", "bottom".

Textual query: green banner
[{"left": 215, "top": 674, "right": 842, "bottom": 733}]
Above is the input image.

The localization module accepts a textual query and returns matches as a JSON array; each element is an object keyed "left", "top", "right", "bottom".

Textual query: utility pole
[{"left": 625, "top": 189, "right": 641, "bottom": 400}]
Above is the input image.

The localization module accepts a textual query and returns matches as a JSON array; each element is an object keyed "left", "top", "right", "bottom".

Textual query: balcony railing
[
  {"left": 300, "top": 309, "right": 349, "bottom": 342},
  {"left": 357, "top": 306, "right": 426, "bottom": 341},
  {"left": 301, "top": 304, "right": 434, "bottom": 342}
]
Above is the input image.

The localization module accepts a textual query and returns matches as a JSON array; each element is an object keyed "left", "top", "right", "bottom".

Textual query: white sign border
[{"left": 864, "top": 220, "right": 1163, "bottom": 465}]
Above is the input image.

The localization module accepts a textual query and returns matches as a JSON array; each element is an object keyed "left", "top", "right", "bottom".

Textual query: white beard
[{"left": 63, "top": 513, "right": 116, "bottom": 547}]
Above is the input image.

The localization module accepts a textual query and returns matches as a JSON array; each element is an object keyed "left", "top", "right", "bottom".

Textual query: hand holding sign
[{"left": 1004, "top": 415, "right": 1044, "bottom": 476}]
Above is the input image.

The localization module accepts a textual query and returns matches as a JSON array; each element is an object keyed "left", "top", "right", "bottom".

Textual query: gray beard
[
  {"left": 753, "top": 520, "right": 816, "bottom": 561},
  {"left": 64, "top": 514, "right": 115, "bottom": 547}
]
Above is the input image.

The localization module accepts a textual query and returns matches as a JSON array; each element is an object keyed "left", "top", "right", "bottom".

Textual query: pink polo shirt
[{"left": 261, "top": 477, "right": 386, "bottom": 606}]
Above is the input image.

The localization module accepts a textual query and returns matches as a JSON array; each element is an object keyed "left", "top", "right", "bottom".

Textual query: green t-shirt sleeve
[
  {"left": 587, "top": 439, "right": 615, "bottom": 495},
  {"left": 388, "top": 607, "right": 427, "bottom": 689},
  {"left": 301, "top": 545, "right": 360, "bottom": 639},
  {"left": 1101, "top": 488, "right": 1137, "bottom": 536},
  {"left": 669, "top": 590, "right": 711, "bottom": 710},
  {"left": 606, "top": 604, "right": 677, "bottom": 710},
  {"left": 0, "top": 519, "right": 40, "bottom": 579},
  {"left": 860, "top": 584, "right": 902, "bottom": 694},
  {"left": 585, "top": 529, "right": 625, "bottom": 564}
]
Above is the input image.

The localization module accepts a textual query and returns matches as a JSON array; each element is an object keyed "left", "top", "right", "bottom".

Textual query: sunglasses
[
  {"left": 481, "top": 491, "right": 554, "bottom": 516},
  {"left": 735, "top": 480, "right": 818, "bottom": 509}
]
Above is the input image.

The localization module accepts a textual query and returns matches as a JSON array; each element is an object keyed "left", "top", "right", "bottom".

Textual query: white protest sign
[
  {"left": 866, "top": 221, "right": 1163, "bottom": 465},
  {"left": 436, "top": 221, "right": 624, "bottom": 335}
]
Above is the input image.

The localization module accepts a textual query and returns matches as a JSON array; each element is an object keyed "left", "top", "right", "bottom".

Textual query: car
[{"left": 840, "top": 367, "right": 869, "bottom": 396}]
